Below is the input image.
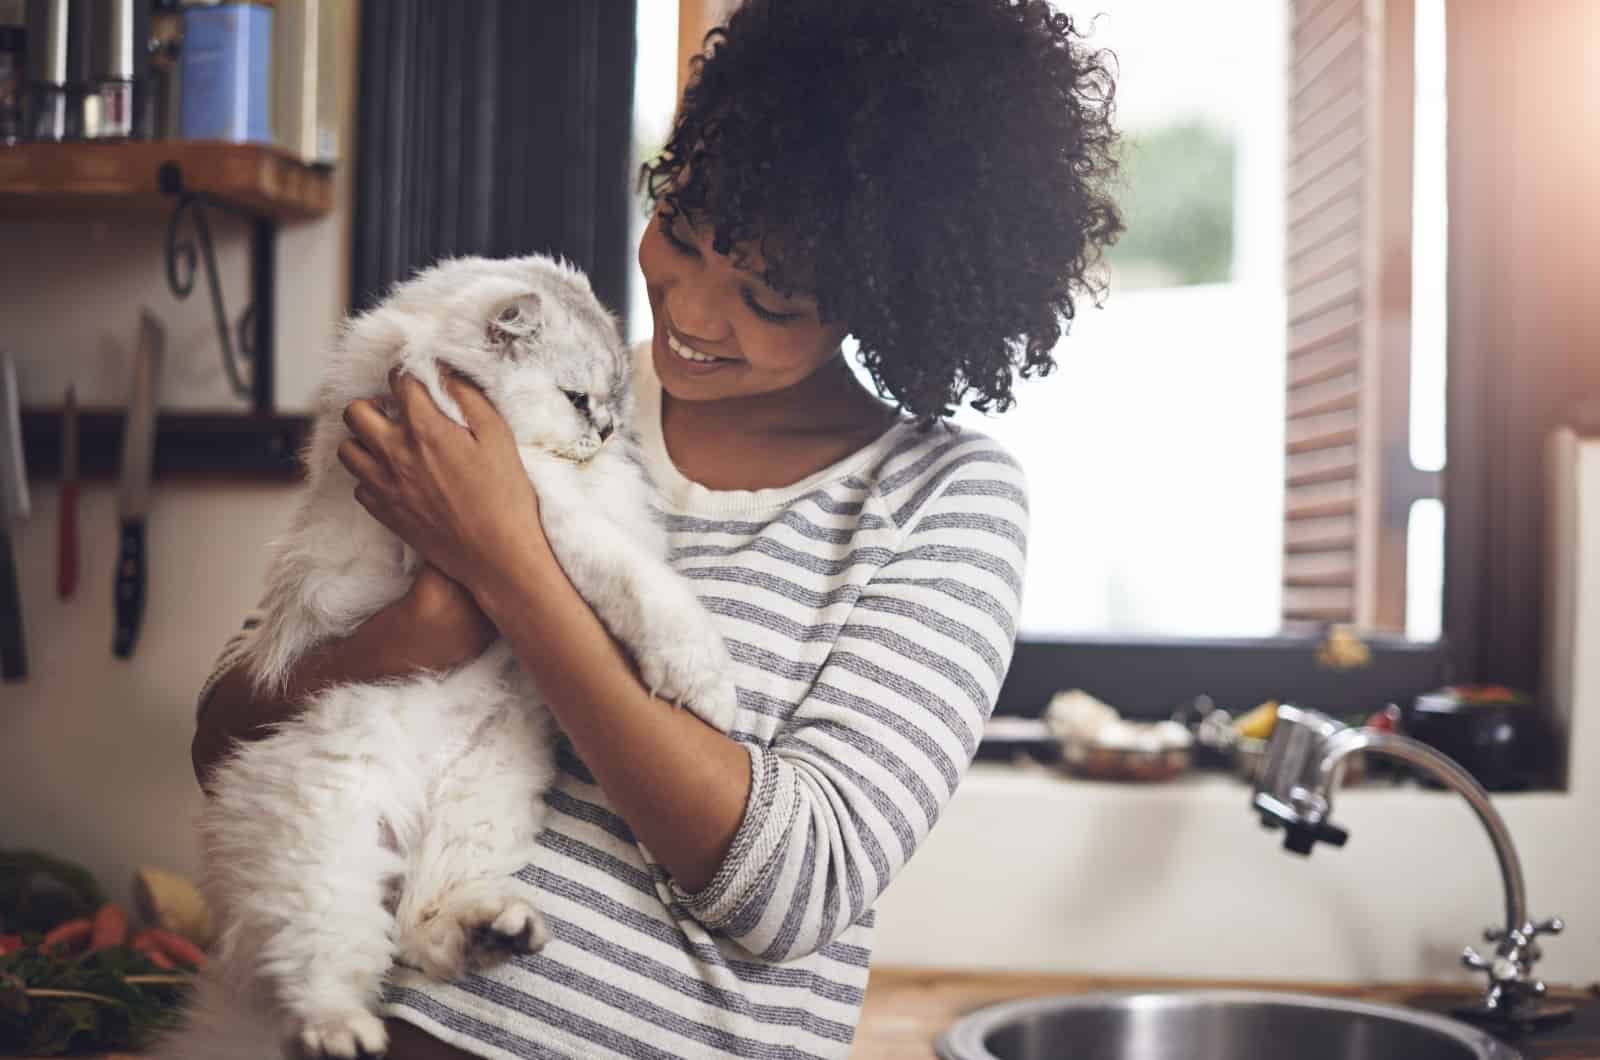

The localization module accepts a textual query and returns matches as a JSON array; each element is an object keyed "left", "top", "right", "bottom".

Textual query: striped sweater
[{"left": 197, "top": 344, "right": 1029, "bottom": 1059}]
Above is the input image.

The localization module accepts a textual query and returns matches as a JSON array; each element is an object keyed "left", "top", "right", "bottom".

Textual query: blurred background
[{"left": 1, "top": 0, "right": 1598, "bottom": 1014}]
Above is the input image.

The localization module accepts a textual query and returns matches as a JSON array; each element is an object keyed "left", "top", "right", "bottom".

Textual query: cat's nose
[{"left": 598, "top": 424, "right": 613, "bottom": 442}]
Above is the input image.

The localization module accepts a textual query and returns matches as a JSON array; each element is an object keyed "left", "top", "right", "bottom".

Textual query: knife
[
  {"left": 0, "top": 352, "right": 29, "bottom": 682},
  {"left": 113, "top": 311, "right": 163, "bottom": 659},
  {"left": 58, "top": 384, "right": 78, "bottom": 599}
]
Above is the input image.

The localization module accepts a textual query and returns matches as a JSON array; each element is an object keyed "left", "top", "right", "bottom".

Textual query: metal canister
[
  {"left": 23, "top": 0, "right": 68, "bottom": 139},
  {"left": 88, "top": 0, "right": 137, "bottom": 137},
  {"left": 179, "top": 0, "right": 273, "bottom": 143},
  {"left": 0, "top": 8, "right": 23, "bottom": 143}
]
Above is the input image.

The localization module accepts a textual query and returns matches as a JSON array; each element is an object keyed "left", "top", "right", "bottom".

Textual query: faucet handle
[
  {"left": 1464, "top": 916, "right": 1567, "bottom": 1019},
  {"left": 1252, "top": 792, "right": 1349, "bottom": 856},
  {"left": 1461, "top": 946, "right": 1499, "bottom": 975},
  {"left": 1531, "top": 916, "right": 1564, "bottom": 938},
  {"left": 1462, "top": 945, "right": 1544, "bottom": 1005},
  {"left": 1484, "top": 916, "right": 1562, "bottom": 945}
]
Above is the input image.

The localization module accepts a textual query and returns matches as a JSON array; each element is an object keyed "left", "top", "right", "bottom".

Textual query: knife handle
[
  {"left": 0, "top": 532, "right": 24, "bottom": 681},
  {"left": 57, "top": 481, "right": 78, "bottom": 599},
  {"left": 113, "top": 520, "right": 146, "bottom": 659}
]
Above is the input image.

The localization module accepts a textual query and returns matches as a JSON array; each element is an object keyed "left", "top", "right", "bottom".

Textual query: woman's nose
[{"left": 664, "top": 288, "right": 729, "bottom": 344}]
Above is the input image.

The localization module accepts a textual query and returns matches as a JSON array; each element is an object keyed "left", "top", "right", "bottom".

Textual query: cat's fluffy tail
[{"left": 151, "top": 965, "right": 284, "bottom": 1060}]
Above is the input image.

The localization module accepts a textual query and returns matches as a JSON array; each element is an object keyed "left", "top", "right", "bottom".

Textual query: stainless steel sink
[{"left": 935, "top": 990, "right": 1521, "bottom": 1060}]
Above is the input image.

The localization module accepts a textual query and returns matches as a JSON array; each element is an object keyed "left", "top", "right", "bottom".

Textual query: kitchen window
[
  {"left": 954, "top": 0, "right": 1444, "bottom": 643},
  {"left": 965, "top": 0, "right": 1471, "bottom": 731}
]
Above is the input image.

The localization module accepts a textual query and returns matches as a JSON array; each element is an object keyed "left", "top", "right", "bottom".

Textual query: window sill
[
  {"left": 961, "top": 760, "right": 1569, "bottom": 801},
  {"left": 996, "top": 635, "right": 1451, "bottom": 721}
]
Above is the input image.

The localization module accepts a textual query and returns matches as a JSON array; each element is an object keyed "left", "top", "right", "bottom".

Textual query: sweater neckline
[{"left": 631, "top": 342, "right": 910, "bottom": 514}]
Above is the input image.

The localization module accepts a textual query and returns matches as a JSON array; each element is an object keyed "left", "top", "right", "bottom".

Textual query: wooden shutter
[{"left": 1283, "top": 0, "right": 1428, "bottom": 633}]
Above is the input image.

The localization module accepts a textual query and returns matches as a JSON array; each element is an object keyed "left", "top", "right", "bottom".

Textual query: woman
[{"left": 192, "top": 1, "right": 1119, "bottom": 1056}]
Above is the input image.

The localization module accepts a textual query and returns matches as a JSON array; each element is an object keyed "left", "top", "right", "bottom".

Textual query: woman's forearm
[
  {"left": 192, "top": 573, "right": 495, "bottom": 789},
  {"left": 474, "top": 547, "right": 752, "bottom": 895}
]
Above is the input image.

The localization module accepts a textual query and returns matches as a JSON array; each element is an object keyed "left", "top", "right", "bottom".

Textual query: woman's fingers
[
  {"left": 343, "top": 395, "right": 400, "bottom": 452},
  {"left": 336, "top": 436, "right": 388, "bottom": 487},
  {"left": 439, "top": 368, "right": 504, "bottom": 440},
  {"left": 389, "top": 365, "right": 446, "bottom": 436},
  {"left": 380, "top": 365, "right": 501, "bottom": 445}
]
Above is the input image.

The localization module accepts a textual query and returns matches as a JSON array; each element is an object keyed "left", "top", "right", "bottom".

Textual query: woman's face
[{"left": 638, "top": 204, "right": 850, "bottom": 403}]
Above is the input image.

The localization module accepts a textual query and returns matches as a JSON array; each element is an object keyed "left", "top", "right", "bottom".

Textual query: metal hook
[{"left": 158, "top": 163, "right": 255, "bottom": 401}]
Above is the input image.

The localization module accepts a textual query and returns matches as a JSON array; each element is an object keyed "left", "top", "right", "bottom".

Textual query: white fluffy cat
[{"left": 160, "top": 255, "right": 738, "bottom": 1060}]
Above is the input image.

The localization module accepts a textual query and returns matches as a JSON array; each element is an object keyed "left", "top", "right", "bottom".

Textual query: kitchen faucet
[{"left": 1252, "top": 704, "right": 1566, "bottom": 1025}]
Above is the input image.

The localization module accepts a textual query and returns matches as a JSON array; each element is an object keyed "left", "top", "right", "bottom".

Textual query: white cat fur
[{"left": 157, "top": 255, "right": 738, "bottom": 1060}]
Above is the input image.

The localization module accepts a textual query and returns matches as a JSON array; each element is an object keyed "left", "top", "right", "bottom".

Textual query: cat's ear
[{"left": 487, "top": 292, "right": 543, "bottom": 352}]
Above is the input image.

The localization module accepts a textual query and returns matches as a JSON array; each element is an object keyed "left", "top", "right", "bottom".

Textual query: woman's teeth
[{"left": 668, "top": 332, "right": 727, "bottom": 364}]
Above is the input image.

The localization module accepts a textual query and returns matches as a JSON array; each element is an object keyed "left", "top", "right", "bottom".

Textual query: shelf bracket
[{"left": 157, "top": 161, "right": 276, "bottom": 413}]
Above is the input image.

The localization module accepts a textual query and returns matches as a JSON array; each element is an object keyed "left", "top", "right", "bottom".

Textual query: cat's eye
[{"left": 562, "top": 389, "right": 590, "bottom": 412}]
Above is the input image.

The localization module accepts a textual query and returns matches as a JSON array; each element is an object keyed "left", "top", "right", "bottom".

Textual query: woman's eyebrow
[
  {"left": 730, "top": 254, "right": 818, "bottom": 306},
  {"left": 675, "top": 208, "right": 816, "bottom": 306}
]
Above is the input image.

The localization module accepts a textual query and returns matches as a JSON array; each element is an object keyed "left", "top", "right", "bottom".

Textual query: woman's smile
[
  {"left": 664, "top": 323, "right": 742, "bottom": 373},
  {"left": 653, "top": 314, "right": 747, "bottom": 380}
]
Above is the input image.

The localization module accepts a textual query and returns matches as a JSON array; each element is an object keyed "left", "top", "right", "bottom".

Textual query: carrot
[
  {"left": 129, "top": 929, "right": 178, "bottom": 970},
  {"left": 0, "top": 934, "right": 21, "bottom": 955},
  {"left": 142, "top": 927, "right": 207, "bottom": 969},
  {"left": 40, "top": 917, "right": 92, "bottom": 955},
  {"left": 133, "top": 944, "right": 176, "bottom": 970},
  {"left": 88, "top": 903, "right": 129, "bottom": 952}
]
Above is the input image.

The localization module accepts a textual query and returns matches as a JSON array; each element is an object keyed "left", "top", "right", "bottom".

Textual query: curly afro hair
[{"left": 641, "top": 0, "right": 1123, "bottom": 424}]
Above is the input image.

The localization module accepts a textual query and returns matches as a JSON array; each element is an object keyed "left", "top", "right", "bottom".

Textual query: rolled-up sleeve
[
  {"left": 671, "top": 447, "right": 1028, "bottom": 961},
  {"left": 195, "top": 610, "right": 264, "bottom": 720}
]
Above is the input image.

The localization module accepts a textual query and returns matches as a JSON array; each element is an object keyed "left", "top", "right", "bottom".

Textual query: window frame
[
  {"left": 994, "top": 0, "right": 1461, "bottom": 729},
  {"left": 993, "top": 633, "right": 1451, "bottom": 723}
]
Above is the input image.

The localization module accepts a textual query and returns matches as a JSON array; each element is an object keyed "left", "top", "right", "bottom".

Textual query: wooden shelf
[{"left": 0, "top": 141, "right": 333, "bottom": 221}]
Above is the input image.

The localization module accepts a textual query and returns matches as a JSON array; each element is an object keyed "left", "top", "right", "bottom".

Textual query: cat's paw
[
  {"left": 686, "top": 673, "right": 740, "bottom": 732},
  {"left": 466, "top": 898, "right": 550, "bottom": 968},
  {"left": 396, "top": 890, "right": 549, "bottom": 981},
  {"left": 291, "top": 1010, "right": 388, "bottom": 1060},
  {"left": 637, "top": 632, "right": 739, "bottom": 732}
]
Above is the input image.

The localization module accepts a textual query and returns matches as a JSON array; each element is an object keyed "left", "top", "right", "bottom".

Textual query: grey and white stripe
[{"left": 195, "top": 344, "right": 1028, "bottom": 1059}]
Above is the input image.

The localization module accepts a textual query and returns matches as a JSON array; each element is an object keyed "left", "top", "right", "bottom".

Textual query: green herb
[{"left": 0, "top": 945, "right": 191, "bottom": 1056}]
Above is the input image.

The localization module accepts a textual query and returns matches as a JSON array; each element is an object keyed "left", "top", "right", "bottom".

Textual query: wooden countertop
[
  {"left": 855, "top": 967, "right": 1600, "bottom": 1059},
  {"left": 26, "top": 968, "right": 1597, "bottom": 1058}
]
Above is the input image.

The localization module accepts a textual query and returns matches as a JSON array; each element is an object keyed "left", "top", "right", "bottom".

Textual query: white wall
[
  {"left": 873, "top": 439, "right": 1600, "bottom": 985},
  {"left": 0, "top": 482, "right": 296, "bottom": 899}
]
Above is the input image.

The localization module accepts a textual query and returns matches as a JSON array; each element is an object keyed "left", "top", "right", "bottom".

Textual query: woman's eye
[
  {"left": 562, "top": 390, "right": 590, "bottom": 412},
  {"left": 661, "top": 217, "right": 699, "bottom": 258},
  {"left": 743, "top": 290, "right": 802, "bottom": 325}
]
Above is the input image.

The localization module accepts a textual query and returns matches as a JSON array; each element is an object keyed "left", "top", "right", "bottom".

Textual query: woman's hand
[{"left": 338, "top": 366, "right": 551, "bottom": 600}]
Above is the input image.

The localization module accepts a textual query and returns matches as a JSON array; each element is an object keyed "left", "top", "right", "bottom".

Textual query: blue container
[{"left": 179, "top": 2, "right": 272, "bottom": 143}]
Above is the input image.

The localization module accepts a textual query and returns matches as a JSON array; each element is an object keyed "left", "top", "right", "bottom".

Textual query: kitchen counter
[
  {"left": 854, "top": 967, "right": 1600, "bottom": 1059},
  {"left": 25, "top": 969, "right": 1597, "bottom": 1058}
]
